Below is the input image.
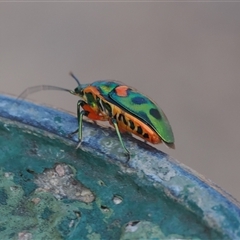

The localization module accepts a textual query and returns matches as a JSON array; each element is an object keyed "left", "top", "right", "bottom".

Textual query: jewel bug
[{"left": 18, "top": 73, "right": 175, "bottom": 161}]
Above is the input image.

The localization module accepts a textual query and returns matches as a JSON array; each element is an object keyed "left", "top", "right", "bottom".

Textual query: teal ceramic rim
[{"left": 0, "top": 94, "right": 240, "bottom": 239}]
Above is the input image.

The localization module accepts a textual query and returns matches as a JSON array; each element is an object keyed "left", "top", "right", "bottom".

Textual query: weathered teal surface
[{"left": 0, "top": 94, "right": 239, "bottom": 239}]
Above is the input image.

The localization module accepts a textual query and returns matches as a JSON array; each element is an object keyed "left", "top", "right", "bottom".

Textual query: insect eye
[
  {"left": 74, "top": 87, "right": 80, "bottom": 93},
  {"left": 74, "top": 86, "right": 84, "bottom": 95}
]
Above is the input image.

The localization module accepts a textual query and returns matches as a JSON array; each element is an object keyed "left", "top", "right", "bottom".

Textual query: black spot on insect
[
  {"left": 143, "top": 133, "right": 149, "bottom": 139},
  {"left": 122, "top": 116, "right": 128, "bottom": 126},
  {"left": 103, "top": 102, "right": 112, "bottom": 117},
  {"left": 118, "top": 114, "right": 128, "bottom": 125},
  {"left": 129, "top": 120, "right": 135, "bottom": 130},
  {"left": 137, "top": 126, "right": 143, "bottom": 135},
  {"left": 149, "top": 108, "right": 162, "bottom": 120},
  {"left": 131, "top": 96, "right": 148, "bottom": 105}
]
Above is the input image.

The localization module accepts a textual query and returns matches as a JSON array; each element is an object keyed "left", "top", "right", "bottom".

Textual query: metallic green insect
[{"left": 19, "top": 73, "right": 175, "bottom": 160}]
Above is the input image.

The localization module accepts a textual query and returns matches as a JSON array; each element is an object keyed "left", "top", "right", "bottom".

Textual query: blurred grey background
[{"left": 1, "top": 3, "right": 240, "bottom": 201}]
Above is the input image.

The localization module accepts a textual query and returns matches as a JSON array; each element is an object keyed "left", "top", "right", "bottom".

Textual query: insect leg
[
  {"left": 76, "top": 100, "right": 89, "bottom": 149},
  {"left": 111, "top": 118, "right": 130, "bottom": 162},
  {"left": 68, "top": 100, "right": 85, "bottom": 137},
  {"left": 75, "top": 100, "right": 106, "bottom": 149}
]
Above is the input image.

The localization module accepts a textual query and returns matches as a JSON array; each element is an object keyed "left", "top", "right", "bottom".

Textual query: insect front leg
[
  {"left": 111, "top": 118, "right": 130, "bottom": 162},
  {"left": 76, "top": 100, "right": 89, "bottom": 149},
  {"left": 69, "top": 100, "right": 87, "bottom": 137},
  {"left": 75, "top": 100, "right": 106, "bottom": 149}
]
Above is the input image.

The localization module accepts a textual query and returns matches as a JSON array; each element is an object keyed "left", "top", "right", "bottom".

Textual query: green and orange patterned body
[
  {"left": 19, "top": 73, "right": 175, "bottom": 160},
  {"left": 72, "top": 80, "right": 175, "bottom": 149}
]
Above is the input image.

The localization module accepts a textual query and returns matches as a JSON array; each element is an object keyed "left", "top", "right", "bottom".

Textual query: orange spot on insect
[{"left": 115, "top": 86, "right": 129, "bottom": 97}]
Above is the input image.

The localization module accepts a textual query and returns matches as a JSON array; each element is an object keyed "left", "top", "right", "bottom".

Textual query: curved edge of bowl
[{"left": 0, "top": 94, "right": 239, "bottom": 239}]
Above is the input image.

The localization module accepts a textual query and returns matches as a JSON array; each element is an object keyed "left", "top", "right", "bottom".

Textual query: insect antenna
[
  {"left": 17, "top": 85, "right": 73, "bottom": 100},
  {"left": 16, "top": 72, "right": 81, "bottom": 104},
  {"left": 69, "top": 72, "right": 81, "bottom": 86}
]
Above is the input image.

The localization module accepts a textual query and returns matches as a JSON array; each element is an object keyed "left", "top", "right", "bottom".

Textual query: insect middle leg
[
  {"left": 111, "top": 118, "right": 130, "bottom": 162},
  {"left": 75, "top": 100, "right": 131, "bottom": 161}
]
